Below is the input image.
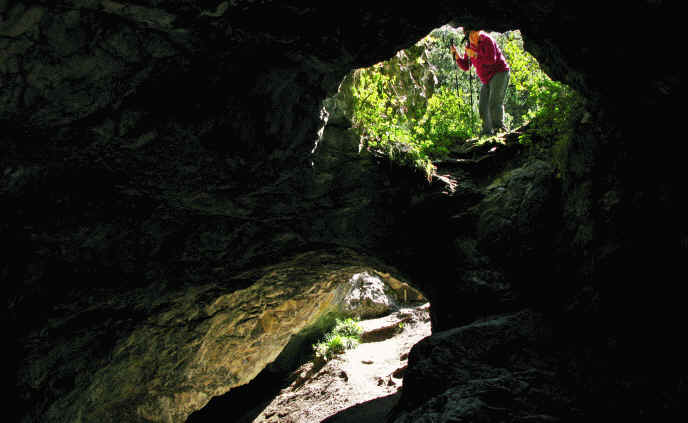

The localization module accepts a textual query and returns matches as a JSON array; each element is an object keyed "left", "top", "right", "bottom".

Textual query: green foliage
[
  {"left": 501, "top": 33, "right": 548, "bottom": 127},
  {"left": 312, "top": 318, "right": 363, "bottom": 361},
  {"left": 331, "top": 317, "right": 364, "bottom": 338},
  {"left": 506, "top": 33, "right": 585, "bottom": 176},
  {"left": 500, "top": 32, "right": 584, "bottom": 137},
  {"left": 520, "top": 83, "right": 585, "bottom": 178},
  {"left": 350, "top": 63, "right": 436, "bottom": 180},
  {"left": 415, "top": 86, "right": 475, "bottom": 156},
  {"left": 350, "top": 26, "right": 582, "bottom": 178}
]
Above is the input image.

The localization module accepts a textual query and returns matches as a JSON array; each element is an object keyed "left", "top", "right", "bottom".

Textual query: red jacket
[{"left": 455, "top": 32, "right": 509, "bottom": 84}]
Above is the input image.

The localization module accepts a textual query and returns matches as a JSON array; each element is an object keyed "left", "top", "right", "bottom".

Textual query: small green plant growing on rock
[{"left": 313, "top": 318, "right": 363, "bottom": 361}]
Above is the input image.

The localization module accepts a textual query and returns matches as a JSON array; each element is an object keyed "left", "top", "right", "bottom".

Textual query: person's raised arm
[{"left": 451, "top": 44, "right": 471, "bottom": 71}]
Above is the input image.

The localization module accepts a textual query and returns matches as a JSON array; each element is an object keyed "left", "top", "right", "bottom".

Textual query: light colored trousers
[{"left": 479, "top": 70, "right": 510, "bottom": 134}]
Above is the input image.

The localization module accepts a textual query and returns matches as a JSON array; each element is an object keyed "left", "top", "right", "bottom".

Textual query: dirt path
[{"left": 241, "top": 303, "right": 431, "bottom": 423}]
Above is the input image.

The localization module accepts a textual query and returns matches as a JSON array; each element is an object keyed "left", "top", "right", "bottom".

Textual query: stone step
[{"left": 358, "top": 303, "right": 430, "bottom": 343}]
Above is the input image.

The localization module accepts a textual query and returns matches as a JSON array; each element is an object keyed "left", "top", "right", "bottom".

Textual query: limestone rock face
[
  {"left": 15, "top": 248, "right": 415, "bottom": 423},
  {"left": 342, "top": 271, "right": 398, "bottom": 318},
  {"left": 473, "top": 158, "right": 560, "bottom": 300},
  {"left": 476, "top": 159, "right": 557, "bottom": 253},
  {"left": 368, "top": 40, "right": 439, "bottom": 121},
  {"left": 340, "top": 270, "right": 426, "bottom": 319}
]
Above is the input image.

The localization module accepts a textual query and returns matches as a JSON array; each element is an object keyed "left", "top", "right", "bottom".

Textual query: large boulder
[{"left": 390, "top": 309, "right": 577, "bottom": 422}]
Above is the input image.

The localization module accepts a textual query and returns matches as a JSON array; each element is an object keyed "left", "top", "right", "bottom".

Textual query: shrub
[
  {"left": 332, "top": 317, "right": 364, "bottom": 338},
  {"left": 515, "top": 78, "right": 585, "bottom": 179},
  {"left": 313, "top": 318, "right": 363, "bottom": 361},
  {"left": 350, "top": 28, "right": 580, "bottom": 178}
]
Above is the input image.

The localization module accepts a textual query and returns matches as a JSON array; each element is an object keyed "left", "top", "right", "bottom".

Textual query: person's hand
[{"left": 465, "top": 47, "right": 477, "bottom": 59}]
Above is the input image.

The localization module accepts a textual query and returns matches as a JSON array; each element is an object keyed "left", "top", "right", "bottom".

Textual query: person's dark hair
[{"left": 461, "top": 28, "right": 475, "bottom": 45}]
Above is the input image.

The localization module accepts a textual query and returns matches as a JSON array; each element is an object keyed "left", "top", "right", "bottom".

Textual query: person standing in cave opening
[{"left": 451, "top": 28, "right": 510, "bottom": 136}]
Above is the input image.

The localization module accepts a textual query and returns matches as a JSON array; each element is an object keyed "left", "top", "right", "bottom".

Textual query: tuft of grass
[
  {"left": 332, "top": 317, "right": 364, "bottom": 338},
  {"left": 313, "top": 318, "right": 363, "bottom": 361}
]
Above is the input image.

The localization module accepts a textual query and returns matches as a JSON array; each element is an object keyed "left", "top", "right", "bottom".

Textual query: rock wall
[
  {"left": 12, "top": 247, "right": 422, "bottom": 422},
  {"left": 2, "top": 1, "right": 686, "bottom": 422}
]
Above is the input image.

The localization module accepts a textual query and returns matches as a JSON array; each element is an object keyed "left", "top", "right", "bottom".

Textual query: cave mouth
[
  {"left": 341, "top": 24, "right": 580, "bottom": 180},
  {"left": 180, "top": 25, "right": 586, "bottom": 422},
  {"left": 188, "top": 17, "right": 677, "bottom": 423},
  {"left": 186, "top": 272, "right": 431, "bottom": 423}
]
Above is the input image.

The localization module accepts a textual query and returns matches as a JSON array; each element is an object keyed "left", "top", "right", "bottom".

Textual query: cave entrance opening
[
  {"left": 187, "top": 23, "right": 582, "bottom": 423},
  {"left": 341, "top": 25, "right": 580, "bottom": 180},
  {"left": 187, "top": 269, "right": 430, "bottom": 423}
]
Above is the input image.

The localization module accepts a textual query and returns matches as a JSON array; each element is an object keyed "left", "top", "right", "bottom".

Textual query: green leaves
[
  {"left": 500, "top": 32, "right": 582, "bottom": 134},
  {"left": 349, "top": 27, "right": 581, "bottom": 178},
  {"left": 332, "top": 318, "right": 364, "bottom": 338},
  {"left": 313, "top": 318, "right": 363, "bottom": 361},
  {"left": 417, "top": 87, "right": 476, "bottom": 148}
]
